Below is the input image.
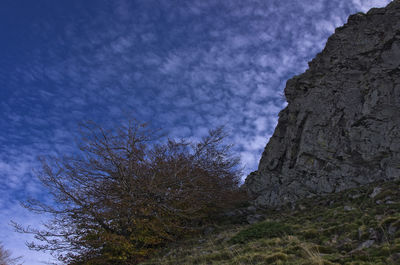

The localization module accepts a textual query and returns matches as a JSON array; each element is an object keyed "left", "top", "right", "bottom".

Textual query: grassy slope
[{"left": 141, "top": 180, "right": 400, "bottom": 265}]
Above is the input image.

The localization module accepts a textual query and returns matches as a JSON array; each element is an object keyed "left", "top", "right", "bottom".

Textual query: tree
[
  {"left": 14, "top": 120, "right": 245, "bottom": 264},
  {"left": 0, "top": 243, "right": 22, "bottom": 265}
]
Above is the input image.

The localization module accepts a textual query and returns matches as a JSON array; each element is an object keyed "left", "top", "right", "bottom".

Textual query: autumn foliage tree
[{"left": 14, "top": 120, "right": 246, "bottom": 264}]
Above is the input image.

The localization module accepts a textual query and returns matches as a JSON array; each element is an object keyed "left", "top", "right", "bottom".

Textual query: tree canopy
[{"left": 14, "top": 120, "right": 246, "bottom": 264}]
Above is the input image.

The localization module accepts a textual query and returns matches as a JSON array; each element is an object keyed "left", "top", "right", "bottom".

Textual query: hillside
[
  {"left": 141, "top": 180, "right": 400, "bottom": 264},
  {"left": 139, "top": 2, "right": 400, "bottom": 264}
]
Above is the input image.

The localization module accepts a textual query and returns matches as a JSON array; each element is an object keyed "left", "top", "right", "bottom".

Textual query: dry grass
[{"left": 141, "top": 180, "right": 400, "bottom": 265}]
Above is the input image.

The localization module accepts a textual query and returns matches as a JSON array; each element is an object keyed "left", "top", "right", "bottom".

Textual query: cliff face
[{"left": 245, "top": 0, "right": 400, "bottom": 207}]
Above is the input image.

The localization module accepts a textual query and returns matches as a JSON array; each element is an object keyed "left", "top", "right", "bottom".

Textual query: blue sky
[{"left": 0, "top": 0, "right": 391, "bottom": 263}]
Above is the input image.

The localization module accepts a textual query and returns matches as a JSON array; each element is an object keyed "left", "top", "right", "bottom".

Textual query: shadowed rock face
[{"left": 245, "top": 0, "right": 400, "bottom": 207}]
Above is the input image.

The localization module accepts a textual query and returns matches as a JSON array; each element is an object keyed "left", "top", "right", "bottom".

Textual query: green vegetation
[
  {"left": 142, "top": 180, "right": 400, "bottom": 264},
  {"left": 228, "top": 221, "right": 293, "bottom": 244}
]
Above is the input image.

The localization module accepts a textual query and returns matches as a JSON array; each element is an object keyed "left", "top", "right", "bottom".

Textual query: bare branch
[{"left": 15, "top": 119, "right": 246, "bottom": 264}]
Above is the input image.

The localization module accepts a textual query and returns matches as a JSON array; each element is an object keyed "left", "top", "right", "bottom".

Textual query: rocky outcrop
[{"left": 245, "top": 0, "right": 400, "bottom": 207}]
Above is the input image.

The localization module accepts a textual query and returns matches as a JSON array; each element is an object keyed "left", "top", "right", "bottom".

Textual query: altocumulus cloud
[{"left": 0, "top": 0, "right": 391, "bottom": 263}]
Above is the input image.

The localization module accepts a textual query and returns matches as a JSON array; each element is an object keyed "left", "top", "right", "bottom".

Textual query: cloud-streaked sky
[{"left": 0, "top": 0, "right": 391, "bottom": 263}]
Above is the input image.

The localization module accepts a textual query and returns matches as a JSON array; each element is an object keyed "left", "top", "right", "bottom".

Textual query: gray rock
[
  {"left": 349, "top": 193, "right": 362, "bottom": 199},
  {"left": 369, "top": 187, "right": 382, "bottom": 198},
  {"left": 389, "top": 253, "right": 400, "bottom": 262},
  {"left": 355, "top": 240, "right": 375, "bottom": 251},
  {"left": 343, "top": 206, "right": 354, "bottom": 211},
  {"left": 245, "top": 0, "right": 400, "bottom": 207},
  {"left": 246, "top": 214, "right": 265, "bottom": 224},
  {"left": 368, "top": 228, "right": 378, "bottom": 240},
  {"left": 388, "top": 224, "right": 397, "bottom": 237},
  {"left": 246, "top": 206, "right": 257, "bottom": 213}
]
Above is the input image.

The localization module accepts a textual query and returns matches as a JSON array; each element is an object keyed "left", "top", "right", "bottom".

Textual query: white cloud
[
  {"left": 254, "top": 117, "right": 268, "bottom": 132},
  {"left": 161, "top": 53, "right": 183, "bottom": 74},
  {"left": 0, "top": 205, "right": 55, "bottom": 265},
  {"left": 351, "top": 0, "right": 392, "bottom": 12}
]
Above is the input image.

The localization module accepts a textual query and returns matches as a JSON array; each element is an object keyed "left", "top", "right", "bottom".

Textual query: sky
[{"left": 0, "top": 0, "right": 392, "bottom": 264}]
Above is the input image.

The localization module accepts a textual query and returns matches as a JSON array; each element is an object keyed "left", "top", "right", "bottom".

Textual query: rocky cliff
[{"left": 245, "top": 0, "right": 400, "bottom": 207}]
